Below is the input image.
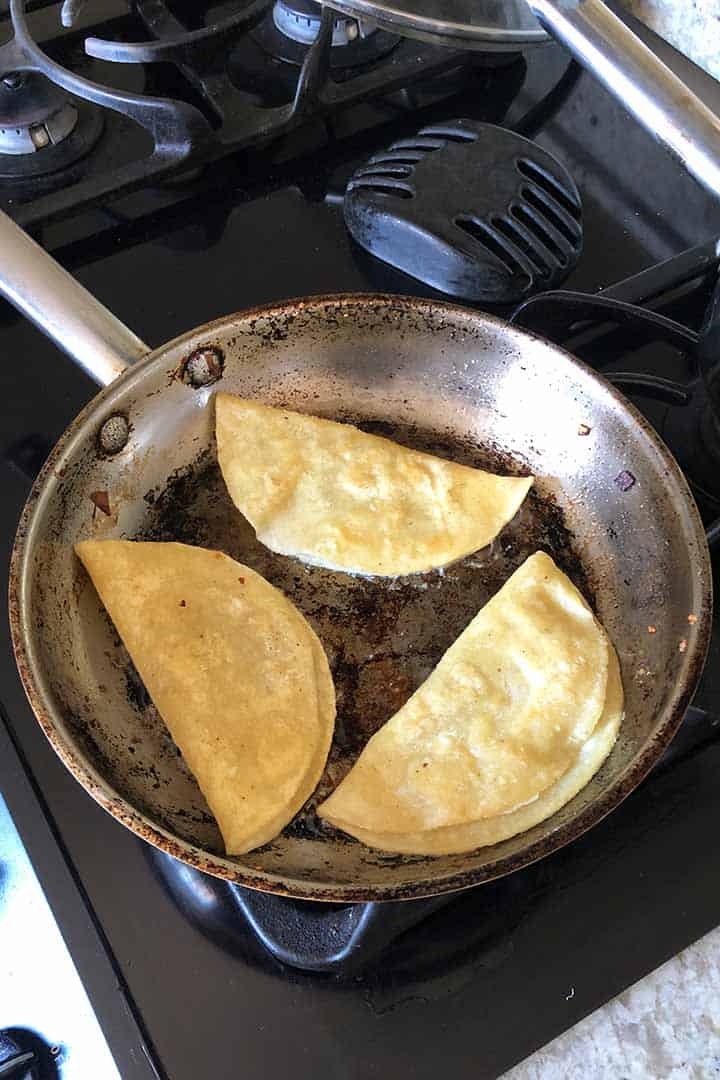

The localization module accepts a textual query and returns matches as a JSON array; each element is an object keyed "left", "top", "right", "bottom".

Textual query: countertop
[
  {"left": 505, "top": 924, "right": 720, "bottom": 1077},
  {"left": 624, "top": 0, "right": 719, "bottom": 80},
  {"left": 0, "top": 792, "right": 119, "bottom": 1078}
]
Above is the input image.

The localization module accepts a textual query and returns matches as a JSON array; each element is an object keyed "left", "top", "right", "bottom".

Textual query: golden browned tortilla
[
  {"left": 319, "top": 552, "right": 622, "bottom": 853},
  {"left": 215, "top": 394, "right": 533, "bottom": 576},
  {"left": 75, "top": 540, "right": 335, "bottom": 854},
  {"left": 326, "top": 648, "right": 623, "bottom": 855}
]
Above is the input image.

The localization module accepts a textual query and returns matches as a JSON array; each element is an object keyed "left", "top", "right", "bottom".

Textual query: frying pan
[{"left": 1, "top": 209, "right": 711, "bottom": 902}]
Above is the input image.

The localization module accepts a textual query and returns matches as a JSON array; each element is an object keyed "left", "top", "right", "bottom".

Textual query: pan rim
[
  {"left": 324, "top": 0, "right": 550, "bottom": 46},
  {"left": 8, "top": 292, "right": 713, "bottom": 902}
]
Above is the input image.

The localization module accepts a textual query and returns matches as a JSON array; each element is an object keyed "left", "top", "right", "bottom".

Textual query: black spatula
[{"left": 344, "top": 119, "right": 582, "bottom": 304}]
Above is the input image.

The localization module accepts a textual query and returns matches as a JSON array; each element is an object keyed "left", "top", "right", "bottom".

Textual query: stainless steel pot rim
[
  {"left": 325, "top": 0, "right": 550, "bottom": 46},
  {"left": 9, "top": 293, "right": 713, "bottom": 902}
]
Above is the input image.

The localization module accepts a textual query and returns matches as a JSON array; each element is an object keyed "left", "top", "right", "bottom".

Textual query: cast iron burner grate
[
  {"left": 143, "top": 241, "right": 720, "bottom": 976},
  {"left": 513, "top": 239, "right": 720, "bottom": 523},
  {"left": 0, "top": 0, "right": 536, "bottom": 227}
]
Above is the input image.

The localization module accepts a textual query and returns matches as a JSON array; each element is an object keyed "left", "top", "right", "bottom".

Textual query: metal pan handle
[
  {"left": 0, "top": 210, "right": 150, "bottom": 387},
  {"left": 527, "top": 0, "right": 720, "bottom": 199}
]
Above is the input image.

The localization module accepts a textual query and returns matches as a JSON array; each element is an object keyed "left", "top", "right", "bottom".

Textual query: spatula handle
[{"left": 528, "top": 0, "right": 720, "bottom": 199}]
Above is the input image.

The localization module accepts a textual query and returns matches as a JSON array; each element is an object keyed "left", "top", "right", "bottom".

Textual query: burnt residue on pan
[{"left": 134, "top": 423, "right": 593, "bottom": 843}]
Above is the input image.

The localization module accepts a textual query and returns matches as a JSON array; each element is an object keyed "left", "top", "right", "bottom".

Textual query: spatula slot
[
  {"left": 516, "top": 157, "right": 581, "bottom": 219},
  {"left": 511, "top": 203, "right": 567, "bottom": 266},
  {"left": 391, "top": 141, "right": 443, "bottom": 154},
  {"left": 491, "top": 215, "right": 551, "bottom": 277},
  {"left": 455, "top": 215, "right": 531, "bottom": 286},
  {"left": 422, "top": 126, "right": 478, "bottom": 143},
  {"left": 521, "top": 185, "right": 581, "bottom": 246},
  {"left": 348, "top": 179, "right": 413, "bottom": 199},
  {"left": 354, "top": 164, "right": 414, "bottom": 180}
]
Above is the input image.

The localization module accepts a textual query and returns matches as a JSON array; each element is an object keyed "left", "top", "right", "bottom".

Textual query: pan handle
[
  {"left": 527, "top": 0, "right": 720, "bottom": 199},
  {"left": 233, "top": 890, "right": 452, "bottom": 973},
  {"left": 0, "top": 210, "right": 150, "bottom": 387}
]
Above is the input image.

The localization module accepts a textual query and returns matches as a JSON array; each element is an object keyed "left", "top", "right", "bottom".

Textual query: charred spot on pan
[
  {"left": 138, "top": 447, "right": 216, "bottom": 545},
  {"left": 178, "top": 346, "right": 225, "bottom": 387},
  {"left": 124, "top": 660, "right": 152, "bottom": 713},
  {"left": 263, "top": 320, "right": 289, "bottom": 344},
  {"left": 356, "top": 419, "right": 400, "bottom": 440},
  {"left": 64, "top": 711, "right": 115, "bottom": 775},
  {"left": 365, "top": 849, "right": 430, "bottom": 866},
  {"left": 327, "top": 645, "right": 362, "bottom": 745},
  {"left": 282, "top": 812, "right": 331, "bottom": 842},
  {"left": 522, "top": 488, "right": 597, "bottom": 609}
]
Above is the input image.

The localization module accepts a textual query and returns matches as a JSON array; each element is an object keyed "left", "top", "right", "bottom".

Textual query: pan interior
[
  {"left": 16, "top": 297, "right": 709, "bottom": 898},
  {"left": 133, "top": 435, "right": 588, "bottom": 837}
]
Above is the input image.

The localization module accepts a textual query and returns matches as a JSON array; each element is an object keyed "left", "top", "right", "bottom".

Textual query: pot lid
[{"left": 323, "top": 0, "right": 549, "bottom": 49}]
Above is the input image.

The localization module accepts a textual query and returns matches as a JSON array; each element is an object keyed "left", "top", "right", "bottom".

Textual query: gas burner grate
[
  {"left": 512, "top": 243, "right": 720, "bottom": 525},
  {"left": 0, "top": 0, "right": 535, "bottom": 227}
]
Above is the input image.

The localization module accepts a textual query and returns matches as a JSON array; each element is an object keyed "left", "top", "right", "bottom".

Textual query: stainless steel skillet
[{"left": 1, "top": 209, "right": 711, "bottom": 901}]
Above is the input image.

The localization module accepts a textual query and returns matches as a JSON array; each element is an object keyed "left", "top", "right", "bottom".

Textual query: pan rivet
[
  {"left": 182, "top": 347, "right": 224, "bottom": 387},
  {"left": 98, "top": 414, "right": 130, "bottom": 454}
]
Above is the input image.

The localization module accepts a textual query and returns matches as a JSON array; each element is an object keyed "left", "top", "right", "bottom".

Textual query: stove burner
[
  {"left": 274, "top": 0, "right": 372, "bottom": 46},
  {"left": 0, "top": 70, "right": 77, "bottom": 156},
  {"left": 253, "top": 0, "right": 400, "bottom": 66},
  {"left": 0, "top": 35, "right": 103, "bottom": 182}
]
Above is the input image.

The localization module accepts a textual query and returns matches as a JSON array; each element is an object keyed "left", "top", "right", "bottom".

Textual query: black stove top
[{"left": 2, "top": 3, "right": 720, "bottom": 1077}]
